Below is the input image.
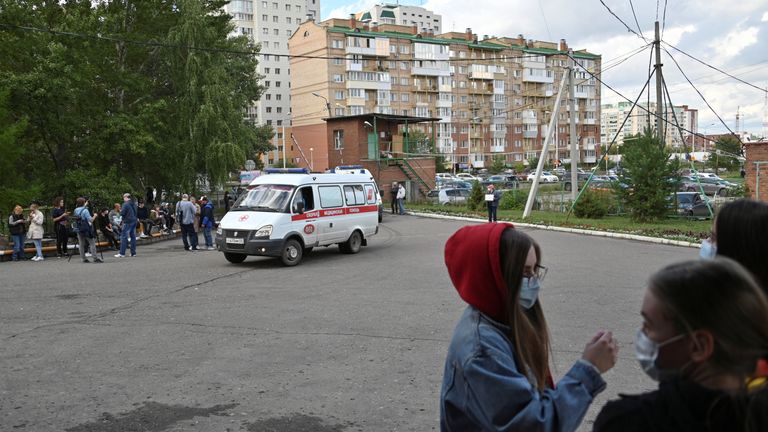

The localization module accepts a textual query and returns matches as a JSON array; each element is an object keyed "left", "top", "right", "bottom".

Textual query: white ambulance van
[
  {"left": 216, "top": 168, "right": 380, "bottom": 266},
  {"left": 329, "top": 165, "right": 384, "bottom": 222}
]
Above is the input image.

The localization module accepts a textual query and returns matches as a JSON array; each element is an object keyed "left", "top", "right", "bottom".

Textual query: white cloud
[
  {"left": 708, "top": 23, "right": 759, "bottom": 64},
  {"left": 325, "top": 0, "right": 378, "bottom": 20},
  {"left": 762, "top": 11, "right": 768, "bottom": 22}
]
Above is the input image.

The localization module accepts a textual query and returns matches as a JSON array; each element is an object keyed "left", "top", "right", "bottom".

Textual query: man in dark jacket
[
  {"left": 137, "top": 201, "right": 154, "bottom": 238},
  {"left": 116, "top": 193, "right": 137, "bottom": 258},
  {"left": 200, "top": 196, "right": 215, "bottom": 250},
  {"left": 486, "top": 184, "right": 502, "bottom": 222}
]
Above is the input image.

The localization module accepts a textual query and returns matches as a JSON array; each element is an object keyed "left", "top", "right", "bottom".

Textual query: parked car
[
  {"left": 562, "top": 173, "right": 594, "bottom": 191},
  {"left": 483, "top": 175, "right": 520, "bottom": 190},
  {"left": 678, "top": 176, "right": 730, "bottom": 197},
  {"left": 427, "top": 188, "right": 471, "bottom": 205},
  {"left": 441, "top": 180, "right": 473, "bottom": 190},
  {"left": 455, "top": 173, "right": 479, "bottom": 181},
  {"left": 668, "top": 192, "right": 712, "bottom": 219},
  {"left": 436, "top": 173, "right": 455, "bottom": 182},
  {"left": 526, "top": 171, "right": 559, "bottom": 182}
]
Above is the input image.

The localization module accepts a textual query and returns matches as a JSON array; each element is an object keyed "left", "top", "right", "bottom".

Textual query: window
[
  {"left": 292, "top": 186, "right": 315, "bottom": 213},
  {"left": 273, "top": 15, "right": 278, "bottom": 22},
  {"left": 265, "top": 94, "right": 271, "bottom": 100},
  {"left": 262, "top": 1, "right": 267, "bottom": 7},
  {"left": 275, "top": 94, "right": 282, "bottom": 100},
  {"left": 262, "top": 41, "right": 269, "bottom": 48},
  {"left": 266, "top": 107, "right": 272, "bottom": 113},
  {"left": 264, "top": 67, "right": 271, "bottom": 74},
  {"left": 343, "top": 185, "right": 365, "bottom": 206},
  {"left": 399, "top": 45, "right": 410, "bottom": 54},
  {"left": 262, "top": 28, "right": 269, "bottom": 34},
  {"left": 332, "top": 74, "right": 343, "bottom": 83},
  {"left": 319, "top": 186, "right": 343, "bottom": 208},
  {"left": 274, "top": 42, "right": 280, "bottom": 48},
  {"left": 275, "top": 81, "right": 281, "bottom": 87},
  {"left": 286, "top": 30, "right": 292, "bottom": 36},
  {"left": 332, "top": 57, "right": 343, "bottom": 65},
  {"left": 286, "top": 17, "right": 292, "bottom": 24},
  {"left": 332, "top": 39, "right": 344, "bottom": 49},
  {"left": 401, "top": 93, "right": 409, "bottom": 102},
  {"left": 334, "top": 107, "right": 345, "bottom": 116},
  {"left": 364, "top": 184, "right": 377, "bottom": 204},
  {"left": 262, "top": 14, "right": 268, "bottom": 21},
  {"left": 274, "top": 68, "right": 280, "bottom": 74},
  {"left": 273, "top": 29, "right": 279, "bottom": 35},
  {"left": 334, "top": 90, "right": 344, "bottom": 100},
  {"left": 285, "top": 4, "right": 291, "bottom": 10},
  {"left": 272, "top": 2, "right": 277, "bottom": 8},
  {"left": 276, "top": 107, "right": 282, "bottom": 113},
  {"left": 295, "top": 4, "right": 301, "bottom": 11},
  {"left": 333, "top": 130, "right": 344, "bottom": 149}
]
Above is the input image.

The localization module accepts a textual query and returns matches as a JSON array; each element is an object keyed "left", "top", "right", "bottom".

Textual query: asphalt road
[{"left": 0, "top": 214, "right": 696, "bottom": 431}]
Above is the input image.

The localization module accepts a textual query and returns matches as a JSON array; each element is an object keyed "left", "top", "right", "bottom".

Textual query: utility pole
[
  {"left": 568, "top": 55, "right": 578, "bottom": 202},
  {"left": 654, "top": 21, "right": 664, "bottom": 143}
]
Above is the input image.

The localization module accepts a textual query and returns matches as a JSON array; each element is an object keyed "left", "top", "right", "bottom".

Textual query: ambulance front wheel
[
  {"left": 281, "top": 238, "right": 303, "bottom": 266},
  {"left": 340, "top": 231, "right": 362, "bottom": 254},
  {"left": 224, "top": 252, "right": 247, "bottom": 264}
]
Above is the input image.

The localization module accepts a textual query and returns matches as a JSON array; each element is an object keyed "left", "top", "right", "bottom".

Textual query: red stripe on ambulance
[{"left": 292, "top": 205, "right": 379, "bottom": 221}]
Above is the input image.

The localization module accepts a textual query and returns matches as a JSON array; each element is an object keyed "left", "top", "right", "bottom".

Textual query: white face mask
[
  {"left": 519, "top": 277, "right": 541, "bottom": 309},
  {"left": 635, "top": 329, "right": 687, "bottom": 381}
]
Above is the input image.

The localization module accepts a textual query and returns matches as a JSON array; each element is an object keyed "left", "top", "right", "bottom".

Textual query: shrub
[
  {"left": 499, "top": 190, "right": 525, "bottom": 210},
  {"left": 467, "top": 180, "right": 485, "bottom": 211},
  {"left": 573, "top": 189, "right": 610, "bottom": 219}
]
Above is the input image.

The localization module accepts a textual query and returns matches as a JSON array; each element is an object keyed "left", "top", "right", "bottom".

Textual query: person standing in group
[
  {"left": 200, "top": 196, "right": 215, "bottom": 250},
  {"left": 8, "top": 205, "right": 26, "bottom": 261},
  {"left": 486, "top": 184, "right": 502, "bottom": 223},
  {"left": 115, "top": 193, "right": 137, "bottom": 258},
  {"left": 223, "top": 191, "right": 230, "bottom": 213},
  {"left": 191, "top": 196, "right": 201, "bottom": 234},
  {"left": 73, "top": 197, "right": 102, "bottom": 263},
  {"left": 390, "top": 182, "right": 399, "bottom": 214},
  {"left": 176, "top": 194, "right": 198, "bottom": 251},
  {"left": 440, "top": 223, "right": 617, "bottom": 431},
  {"left": 51, "top": 197, "right": 70, "bottom": 257},
  {"left": 593, "top": 259, "right": 768, "bottom": 431},
  {"left": 26, "top": 202, "right": 45, "bottom": 261},
  {"left": 396, "top": 182, "right": 406, "bottom": 215}
]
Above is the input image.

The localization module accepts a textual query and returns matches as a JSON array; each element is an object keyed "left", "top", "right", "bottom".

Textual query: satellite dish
[{"left": 245, "top": 159, "right": 256, "bottom": 170}]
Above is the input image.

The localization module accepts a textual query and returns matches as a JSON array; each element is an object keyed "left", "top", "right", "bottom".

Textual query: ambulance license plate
[{"left": 226, "top": 238, "right": 245, "bottom": 244}]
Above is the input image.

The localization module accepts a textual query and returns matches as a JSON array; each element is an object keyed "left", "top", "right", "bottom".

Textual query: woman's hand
[{"left": 581, "top": 331, "right": 619, "bottom": 374}]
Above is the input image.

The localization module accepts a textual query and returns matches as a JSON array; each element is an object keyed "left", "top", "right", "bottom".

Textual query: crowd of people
[
  {"left": 6, "top": 192, "right": 218, "bottom": 263},
  {"left": 440, "top": 197, "right": 768, "bottom": 432}
]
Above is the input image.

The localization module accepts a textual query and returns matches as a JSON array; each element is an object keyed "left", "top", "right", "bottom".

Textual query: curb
[{"left": 408, "top": 211, "right": 700, "bottom": 248}]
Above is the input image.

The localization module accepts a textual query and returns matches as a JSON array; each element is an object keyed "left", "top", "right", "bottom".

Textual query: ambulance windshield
[{"left": 232, "top": 184, "right": 294, "bottom": 212}]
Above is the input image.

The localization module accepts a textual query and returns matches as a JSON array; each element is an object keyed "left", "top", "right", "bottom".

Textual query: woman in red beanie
[{"left": 440, "top": 223, "right": 618, "bottom": 431}]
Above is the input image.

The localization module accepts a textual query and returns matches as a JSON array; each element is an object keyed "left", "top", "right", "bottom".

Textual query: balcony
[
  {"left": 491, "top": 145, "right": 505, "bottom": 153},
  {"left": 469, "top": 70, "right": 493, "bottom": 80},
  {"left": 523, "top": 130, "right": 538, "bottom": 138},
  {"left": 522, "top": 110, "right": 538, "bottom": 124},
  {"left": 346, "top": 37, "right": 390, "bottom": 57},
  {"left": 346, "top": 61, "right": 363, "bottom": 72},
  {"left": 411, "top": 66, "right": 450, "bottom": 77},
  {"left": 584, "top": 118, "right": 597, "bottom": 125},
  {"left": 414, "top": 84, "right": 439, "bottom": 92},
  {"left": 438, "top": 83, "right": 452, "bottom": 92},
  {"left": 436, "top": 99, "right": 452, "bottom": 108},
  {"left": 523, "top": 69, "right": 554, "bottom": 84},
  {"left": 574, "top": 89, "right": 595, "bottom": 99}
]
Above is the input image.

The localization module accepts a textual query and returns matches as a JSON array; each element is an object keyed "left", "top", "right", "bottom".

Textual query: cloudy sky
[{"left": 322, "top": 0, "right": 768, "bottom": 136}]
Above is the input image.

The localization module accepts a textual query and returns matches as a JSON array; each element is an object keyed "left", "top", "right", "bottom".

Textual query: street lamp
[
  {"left": 309, "top": 147, "right": 314, "bottom": 171},
  {"left": 312, "top": 92, "right": 332, "bottom": 117}
]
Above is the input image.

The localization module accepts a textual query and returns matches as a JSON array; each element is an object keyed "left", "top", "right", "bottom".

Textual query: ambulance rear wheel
[
  {"left": 224, "top": 253, "right": 247, "bottom": 264},
  {"left": 304, "top": 247, "right": 314, "bottom": 255},
  {"left": 281, "top": 238, "right": 303, "bottom": 266},
  {"left": 340, "top": 231, "right": 362, "bottom": 254}
]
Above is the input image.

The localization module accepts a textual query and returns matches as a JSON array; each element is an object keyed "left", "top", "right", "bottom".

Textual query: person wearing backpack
[
  {"left": 115, "top": 193, "right": 137, "bottom": 258},
  {"left": 73, "top": 197, "right": 102, "bottom": 264}
]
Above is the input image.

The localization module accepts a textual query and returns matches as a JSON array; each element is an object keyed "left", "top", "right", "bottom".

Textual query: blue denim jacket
[{"left": 440, "top": 306, "right": 606, "bottom": 432}]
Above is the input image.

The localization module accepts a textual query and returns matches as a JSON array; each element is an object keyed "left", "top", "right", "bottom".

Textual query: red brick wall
[
  {"left": 291, "top": 123, "right": 328, "bottom": 172},
  {"left": 745, "top": 142, "right": 768, "bottom": 202}
]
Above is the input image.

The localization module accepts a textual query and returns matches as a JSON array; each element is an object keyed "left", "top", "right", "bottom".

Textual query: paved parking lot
[{"left": 0, "top": 214, "right": 695, "bottom": 431}]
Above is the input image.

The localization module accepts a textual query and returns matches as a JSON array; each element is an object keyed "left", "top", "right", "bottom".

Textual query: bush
[
  {"left": 467, "top": 180, "right": 485, "bottom": 211},
  {"left": 499, "top": 190, "right": 525, "bottom": 210},
  {"left": 573, "top": 189, "right": 610, "bottom": 219}
]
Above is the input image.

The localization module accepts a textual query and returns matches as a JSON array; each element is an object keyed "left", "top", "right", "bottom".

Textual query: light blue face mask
[
  {"left": 699, "top": 238, "right": 717, "bottom": 260},
  {"left": 519, "top": 277, "right": 541, "bottom": 309}
]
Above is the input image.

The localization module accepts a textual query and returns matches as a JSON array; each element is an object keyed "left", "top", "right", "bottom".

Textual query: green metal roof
[
  {"left": 325, "top": 26, "right": 599, "bottom": 57},
  {"left": 380, "top": 10, "right": 395, "bottom": 18},
  {"left": 360, "top": 11, "right": 372, "bottom": 21}
]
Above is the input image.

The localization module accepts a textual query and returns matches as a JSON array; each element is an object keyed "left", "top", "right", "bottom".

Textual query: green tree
[
  {"left": 467, "top": 180, "right": 485, "bottom": 211},
  {"left": 706, "top": 135, "right": 742, "bottom": 172},
  {"left": 490, "top": 155, "right": 506, "bottom": 174},
  {"left": 617, "top": 130, "right": 679, "bottom": 222},
  {"left": 0, "top": 89, "right": 36, "bottom": 214}
]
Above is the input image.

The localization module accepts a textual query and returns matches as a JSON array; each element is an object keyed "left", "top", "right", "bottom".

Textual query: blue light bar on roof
[{"left": 264, "top": 168, "right": 310, "bottom": 174}]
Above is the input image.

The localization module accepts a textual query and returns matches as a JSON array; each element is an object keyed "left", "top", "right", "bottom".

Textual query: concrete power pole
[
  {"left": 568, "top": 56, "right": 578, "bottom": 202},
  {"left": 654, "top": 21, "right": 664, "bottom": 143}
]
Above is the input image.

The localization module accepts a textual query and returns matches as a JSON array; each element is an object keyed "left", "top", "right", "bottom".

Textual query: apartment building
[
  {"left": 225, "top": 0, "right": 320, "bottom": 128},
  {"left": 600, "top": 101, "right": 699, "bottom": 149},
  {"left": 356, "top": 3, "right": 442, "bottom": 33},
  {"left": 290, "top": 16, "right": 601, "bottom": 171}
]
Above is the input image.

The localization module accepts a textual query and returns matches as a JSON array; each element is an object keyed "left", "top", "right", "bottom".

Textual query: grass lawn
[{"left": 407, "top": 203, "right": 711, "bottom": 243}]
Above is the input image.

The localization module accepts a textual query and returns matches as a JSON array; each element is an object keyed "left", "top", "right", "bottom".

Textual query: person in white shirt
[{"left": 396, "top": 182, "right": 406, "bottom": 215}]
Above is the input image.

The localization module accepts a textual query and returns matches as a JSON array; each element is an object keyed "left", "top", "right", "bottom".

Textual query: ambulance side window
[
  {"left": 343, "top": 185, "right": 365, "bottom": 206},
  {"left": 293, "top": 186, "right": 315, "bottom": 213},
  {"left": 318, "top": 186, "right": 343, "bottom": 208},
  {"left": 364, "top": 184, "right": 377, "bottom": 204}
]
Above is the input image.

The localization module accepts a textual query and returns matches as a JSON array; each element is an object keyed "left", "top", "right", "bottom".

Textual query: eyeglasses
[{"left": 524, "top": 264, "right": 548, "bottom": 281}]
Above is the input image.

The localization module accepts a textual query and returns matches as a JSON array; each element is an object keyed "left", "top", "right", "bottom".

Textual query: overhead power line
[
  {"left": 663, "top": 41, "right": 768, "bottom": 94},
  {"left": 599, "top": 0, "right": 645, "bottom": 40},
  {"left": 628, "top": 0, "right": 648, "bottom": 42}
]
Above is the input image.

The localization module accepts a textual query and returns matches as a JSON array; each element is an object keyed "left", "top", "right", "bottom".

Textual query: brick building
[
  {"left": 288, "top": 16, "right": 602, "bottom": 172},
  {"left": 744, "top": 140, "right": 768, "bottom": 202}
]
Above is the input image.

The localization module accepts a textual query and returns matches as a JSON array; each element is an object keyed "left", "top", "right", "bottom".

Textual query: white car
[
  {"left": 455, "top": 173, "right": 478, "bottom": 181},
  {"left": 436, "top": 173, "right": 455, "bottom": 181},
  {"left": 427, "top": 188, "right": 471, "bottom": 205},
  {"left": 526, "top": 171, "right": 560, "bottom": 182}
]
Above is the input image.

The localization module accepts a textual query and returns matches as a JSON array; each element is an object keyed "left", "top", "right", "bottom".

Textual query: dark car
[
  {"left": 677, "top": 176, "right": 730, "bottom": 197},
  {"left": 668, "top": 192, "right": 712, "bottom": 219},
  {"left": 482, "top": 175, "right": 520, "bottom": 190},
  {"left": 562, "top": 173, "right": 595, "bottom": 191}
]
